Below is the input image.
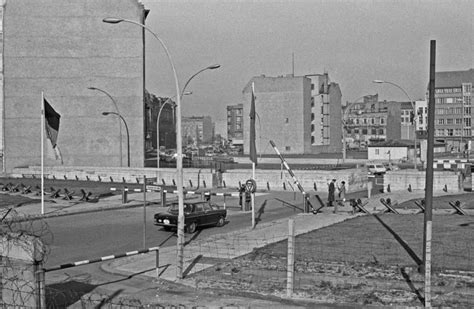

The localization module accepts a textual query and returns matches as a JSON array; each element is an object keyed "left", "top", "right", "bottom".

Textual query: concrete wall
[
  {"left": 222, "top": 168, "right": 368, "bottom": 193},
  {"left": 384, "top": 170, "right": 462, "bottom": 192},
  {"left": 3, "top": 0, "right": 145, "bottom": 172}
]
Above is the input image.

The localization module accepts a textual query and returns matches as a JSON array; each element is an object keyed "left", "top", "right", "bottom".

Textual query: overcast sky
[{"left": 141, "top": 0, "right": 473, "bottom": 133}]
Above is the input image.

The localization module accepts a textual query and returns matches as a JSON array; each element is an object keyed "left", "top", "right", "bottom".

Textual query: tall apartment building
[
  {"left": 430, "top": 68, "right": 473, "bottom": 151},
  {"left": 226, "top": 104, "right": 243, "bottom": 147},
  {"left": 182, "top": 116, "right": 214, "bottom": 146},
  {"left": 1, "top": 0, "right": 147, "bottom": 171},
  {"left": 306, "top": 73, "right": 343, "bottom": 153},
  {"left": 144, "top": 91, "right": 176, "bottom": 151},
  {"left": 242, "top": 73, "right": 341, "bottom": 155}
]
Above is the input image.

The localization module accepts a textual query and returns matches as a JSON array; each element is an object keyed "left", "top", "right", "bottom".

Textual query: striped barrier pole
[
  {"left": 44, "top": 247, "right": 160, "bottom": 272},
  {"left": 269, "top": 140, "right": 317, "bottom": 213}
]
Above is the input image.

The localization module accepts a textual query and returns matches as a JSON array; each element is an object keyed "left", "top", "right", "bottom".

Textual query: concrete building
[
  {"left": 242, "top": 75, "right": 312, "bottom": 155},
  {"left": 226, "top": 103, "right": 243, "bottom": 147},
  {"left": 306, "top": 73, "right": 343, "bottom": 153},
  {"left": 182, "top": 116, "right": 214, "bottom": 146},
  {"left": 242, "top": 74, "right": 342, "bottom": 156},
  {"left": 144, "top": 91, "right": 176, "bottom": 151},
  {"left": 430, "top": 68, "right": 473, "bottom": 153},
  {"left": 1, "top": 0, "right": 147, "bottom": 172}
]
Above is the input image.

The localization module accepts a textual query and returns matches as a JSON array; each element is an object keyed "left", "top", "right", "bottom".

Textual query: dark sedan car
[{"left": 154, "top": 201, "right": 227, "bottom": 233}]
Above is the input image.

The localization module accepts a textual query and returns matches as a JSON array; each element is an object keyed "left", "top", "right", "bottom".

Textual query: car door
[{"left": 201, "top": 203, "right": 215, "bottom": 225}]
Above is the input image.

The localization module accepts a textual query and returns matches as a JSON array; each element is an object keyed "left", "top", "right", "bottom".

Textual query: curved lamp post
[
  {"left": 157, "top": 91, "right": 192, "bottom": 168},
  {"left": 88, "top": 87, "right": 124, "bottom": 167},
  {"left": 342, "top": 95, "right": 368, "bottom": 162},
  {"left": 102, "top": 112, "right": 130, "bottom": 167},
  {"left": 103, "top": 17, "right": 182, "bottom": 279},
  {"left": 373, "top": 80, "right": 417, "bottom": 169}
]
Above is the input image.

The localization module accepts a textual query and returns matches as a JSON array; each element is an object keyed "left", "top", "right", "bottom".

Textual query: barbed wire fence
[{"left": 182, "top": 213, "right": 474, "bottom": 307}]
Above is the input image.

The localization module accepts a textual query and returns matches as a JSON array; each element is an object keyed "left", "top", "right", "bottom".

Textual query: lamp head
[
  {"left": 372, "top": 80, "right": 385, "bottom": 84},
  {"left": 87, "top": 86, "right": 97, "bottom": 90},
  {"left": 102, "top": 112, "right": 110, "bottom": 116},
  {"left": 103, "top": 18, "right": 123, "bottom": 24},
  {"left": 207, "top": 64, "right": 221, "bottom": 70}
]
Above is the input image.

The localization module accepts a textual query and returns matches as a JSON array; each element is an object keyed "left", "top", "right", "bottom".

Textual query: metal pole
[
  {"left": 143, "top": 175, "right": 146, "bottom": 248},
  {"left": 286, "top": 218, "right": 295, "bottom": 297},
  {"left": 88, "top": 87, "right": 123, "bottom": 167},
  {"left": 423, "top": 40, "right": 436, "bottom": 307}
]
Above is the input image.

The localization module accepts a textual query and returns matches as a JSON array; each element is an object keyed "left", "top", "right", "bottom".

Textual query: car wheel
[
  {"left": 186, "top": 222, "right": 197, "bottom": 234},
  {"left": 216, "top": 216, "right": 225, "bottom": 227}
]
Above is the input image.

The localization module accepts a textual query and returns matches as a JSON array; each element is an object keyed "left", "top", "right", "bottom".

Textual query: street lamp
[
  {"left": 342, "top": 95, "right": 368, "bottom": 162},
  {"left": 103, "top": 17, "right": 182, "bottom": 279},
  {"left": 156, "top": 91, "right": 192, "bottom": 168},
  {"left": 102, "top": 112, "right": 130, "bottom": 167},
  {"left": 88, "top": 87, "right": 124, "bottom": 167},
  {"left": 373, "top": 80, "right": 417, "bottom": 169}
]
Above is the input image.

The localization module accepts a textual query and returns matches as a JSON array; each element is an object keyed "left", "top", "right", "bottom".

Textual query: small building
[{"left": 368, "top": 139, "right": 446, "bottom": 163}]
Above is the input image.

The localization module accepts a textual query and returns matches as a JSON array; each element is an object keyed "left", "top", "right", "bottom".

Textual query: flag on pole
[
  {"left": 249, "top": 83, "right": 257, "bottom": 165},
  {"left": 44, "top": 97, "right": 63, "bottom": 163}
]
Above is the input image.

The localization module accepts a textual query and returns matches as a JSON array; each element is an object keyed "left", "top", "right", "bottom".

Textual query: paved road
[{"left": 42, "top": 192, "right": 303, "bottom": 301}]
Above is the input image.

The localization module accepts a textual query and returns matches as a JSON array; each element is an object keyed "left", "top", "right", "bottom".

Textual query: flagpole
[
  {"left": 41, "top": 92, "right": 45, "bottom": 215},
  {"left": 251, "top": 82, "right": 256, "bottom": 228}
]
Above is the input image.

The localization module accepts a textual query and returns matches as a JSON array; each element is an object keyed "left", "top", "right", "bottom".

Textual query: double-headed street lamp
[
  {"left": 88, "top": 87, "right": 124, "bottom": 167},
  {"left": 156, "top": 91, "right": 192, "bottom": 168},
  {"left": 373, "top": 80, "right": 417, "bottom": 169},
  {"left": 102, "top": 112, "right": 130, "bottom": 167},
  {"left": 103, "top": 17, "right": 220, "bottom": 280}
]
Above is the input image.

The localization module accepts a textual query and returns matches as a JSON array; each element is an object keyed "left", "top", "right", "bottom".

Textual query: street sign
[{"left": 146, "top": 185, "right": 161, "bottom": 192}]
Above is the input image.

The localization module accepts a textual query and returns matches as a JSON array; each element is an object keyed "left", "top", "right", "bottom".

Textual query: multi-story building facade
[
  {"left": 1, "top": 0, "right": 147, "bottom": 171},
  {"left": 226, "top": 104, "right": 243, "bottom": 147},
  {"left": 144, "top": 91, "right": 176, "bottom": 151},
  {"left": 306, "top": 73, "right": 342, "bottom": 153},
  {"left": 182, "top": 116, "right": 214, "bottom": 146},
  {"left": 430, "top": 69, "right": 473, "bottom": 152},
  {"left": 242, "top": 73, "right": 341, "bottom": 155},
  {"left": 344, "top": 94, "right": 419, "bottom": 148}
]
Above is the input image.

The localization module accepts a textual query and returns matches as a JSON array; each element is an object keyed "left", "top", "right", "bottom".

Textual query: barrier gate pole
[{"left": 269, "top": 140, "right": 317, "bottom": 213}]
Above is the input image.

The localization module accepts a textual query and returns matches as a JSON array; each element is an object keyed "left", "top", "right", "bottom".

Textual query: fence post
[
  {"left": 156, "top": 249, "right": 160, "bottom": 278},
  {"left": 287, "top": 218, "right": 295, "bottom": 297},
  {"left": 36, "top": 265, "right": 46, "bottom": 309}
]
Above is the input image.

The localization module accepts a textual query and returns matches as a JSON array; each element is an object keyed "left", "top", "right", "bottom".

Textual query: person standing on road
[
  {"left": 328, "top": 179, "right": 336, "bottom": 207},
  {"left": 338, "top": 181, "right": 346, "bottom": 206}
]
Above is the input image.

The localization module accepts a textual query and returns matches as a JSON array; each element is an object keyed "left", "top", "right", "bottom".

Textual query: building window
[
  {"left": 311, "top": 136, "right": 315, "bottom": 143},
  {"left": 311, "top": 83, "right": 315, "bottom": 90},
  {"left": 371, "top": 118, "right": 375, "bottom": 125},
  {"left": 371, "top": 129, "right": 377, "bottom": 134},
  {"left": 464, "top": 118, "right": 471, "bottom": 127},
  {"left": 375, "top": 149, "right": 379, "bottom": 155},
  {"left": 456, "top": 118, "right": 462, "bottom": 124},
  {"left": 447, "top": 118, "right": 453, "bottom": 125},
  {"left": 447, "top": 129, "right": 454, "bottom": 136},
  {"left": 446, "top": 98, "right": 454, "bottom": 104},
  {"left": 379, "top": 129, "right": 384, "bottom": 135},
  {"left": 354, "top": 129, "right": 359, "bottom": 134},
  {"left": 236, "top": 109, "right": 242, "bottom": 115},
  {"left": 311, "top": 113, "right": 315, "bottom": 121},
  {"left": 236, "top": 123, "right": 241, "bottom": 129},
  {"left": 285, "top": 118, "right": 289, "bottom": 123},
  {"left": 437, "top": 119, "right": 445, "bottom": 125},
  {"left": 285, "top": 146, "right": 291, "bottom": 151},
  {"left": 381, "top": 118, "right": 385, "bottom": 124},
  {"left": 362, "top": 129, "right": 367, "bottom": 134},
  {"left": 311, "top": 124, "right": 315, "bottom": 132},
  {"left": 311, "top": 97, "right": 314, "bottom": 107},
  {"left": 455, "top": 128, "right": 462, "bottom": 136}
]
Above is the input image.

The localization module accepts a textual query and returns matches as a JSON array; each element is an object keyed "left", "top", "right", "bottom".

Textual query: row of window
[
  {"left": 435, "top": 88, "right": 462, "bottom": 94},
  {"left": 435, "top": 128, "right": 472, "bottom": 137},
  {"left": 348, "top": 128, "right": 385, "bottom": 135},
  {"left": 435, "top": 107, "right": 471, "bottom": 115},
  {"left": 437, "top": 118, "right": 471, "bottom": 126},
  {"left": 347, "top": 117, "right": 386, "bottom": 125}
]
